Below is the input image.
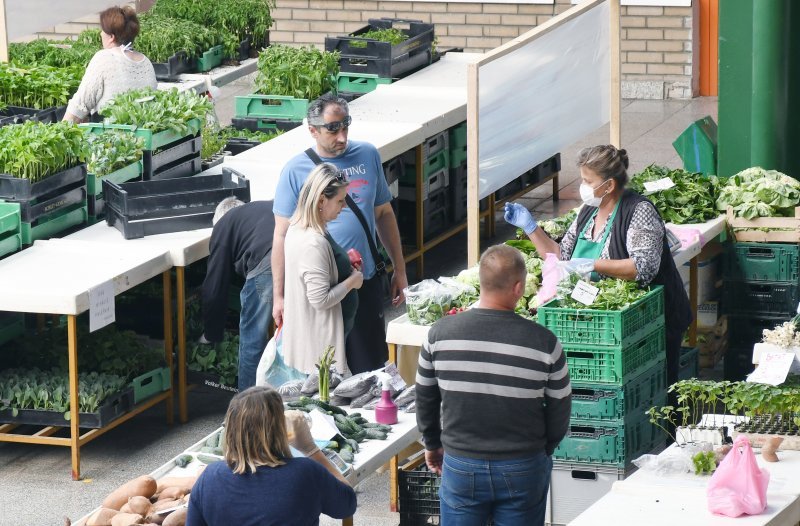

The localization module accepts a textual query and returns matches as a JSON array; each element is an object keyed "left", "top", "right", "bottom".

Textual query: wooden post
[
  {"left": 467, "top": 61, "right": 480, "bottom": 267},
  {"left": 176, "top": 266, "right": 188, "bottom": 423},
  {"left": 609, "top": 0, "right": 622, "bottom": 147},
  {"left": 67, "top": 315, "right": 81, "bottom": 480},
  {"left": 163, "top": 270, "right": 174, "bottom": 425}
]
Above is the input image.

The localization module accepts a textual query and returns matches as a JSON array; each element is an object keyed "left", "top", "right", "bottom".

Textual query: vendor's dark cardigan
[{"left": 570, "top": 190, "right": 692, "bottom": 349}]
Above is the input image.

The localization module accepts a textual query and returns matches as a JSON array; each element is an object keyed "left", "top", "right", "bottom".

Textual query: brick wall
[{"left": 272, "top": 0, "right": 696, "bottom": 99}]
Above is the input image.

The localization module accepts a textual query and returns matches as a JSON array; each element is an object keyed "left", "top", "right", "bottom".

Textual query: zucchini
[
  {"left": 364, "top": 428, "right": 388, "bottom": 440},
  {"left": 197, "top": 453, "right": 223, "bottom": 464}
]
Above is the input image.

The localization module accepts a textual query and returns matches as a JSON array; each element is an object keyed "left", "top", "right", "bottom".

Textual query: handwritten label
[
  {"left": 88, "top": 280, "right": 115, "bottom": 332},
  {"left": 383, "top": 363, "right": 408, "bottom": 392},
  {"left": 643, "top": 177, "right": 675, "bottom": 193},
  {"left": 747, "top": 351, "right": 795, "bottom": 386},
  {"left": 571, "top": 280, "right": 600, "bottom": 306}
]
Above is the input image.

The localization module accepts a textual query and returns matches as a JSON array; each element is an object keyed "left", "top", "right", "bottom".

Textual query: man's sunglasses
[{"left": 318, "top": 115, "right": 352, "bottom": 133}]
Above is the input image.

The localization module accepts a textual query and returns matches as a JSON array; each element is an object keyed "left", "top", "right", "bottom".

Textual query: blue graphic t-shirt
[{"left": 273, "top": 141, "right": 392, "bottom": 278}]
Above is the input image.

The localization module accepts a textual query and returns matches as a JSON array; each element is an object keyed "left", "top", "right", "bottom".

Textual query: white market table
[
  {"left": 157, "top": 58, "right": 258, "bottom": 94},
  {"left": 0, "top": 239, "right": 174, "bottom": 479}
]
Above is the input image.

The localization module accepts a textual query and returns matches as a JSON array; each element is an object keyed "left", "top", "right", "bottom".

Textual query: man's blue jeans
[
  {"left": 238, "top": 268, "right": 272, "bottom": 392},
  {"left": 439, "top": 452, "right": 552, "bottom": 526}
]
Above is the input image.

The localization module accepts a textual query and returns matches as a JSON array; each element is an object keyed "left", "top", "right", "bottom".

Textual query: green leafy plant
[
  {"left": 100, "top": 87, "right": 212, "bottom": 134},
  {"left": 137, "top": 13, "right": 238, "bottom": 62},
  {"left": 537, "top": 208, "right": 579, "bottom": 241},
  {"left": 553, "top": 274, "right": 649, "bottom": 311},
  {"left": 629, "top": 164, "right": 722, "bottom": 224},
  {"left": 0, "top": 63, "right": 83, "bottom": 109},
  {"left": 0, "top": 121, "right": 88, "bottom": 181},
  {"left": 188, "top": 332, "right": 240, "bottom": 387},
  {"left": 85, "top": 130, "right": 144, "bottom": 177},
  {"left": 692, "top": 451, "right": 716, "bottom": 475},
  {"left": 349, "top": 28, "right": 408, "bottom": 48},
  {"left": 254, "top": 45, "right": 339, "bottom": 100},
  {"left": 717, "top": 166, "right": 800, "bottom": 219},
  {"left": 317, "top": 345, "right": 336, "bottom": 403},
  {"left": 9, "top": 29, "right": 101, "bottom": 68}
]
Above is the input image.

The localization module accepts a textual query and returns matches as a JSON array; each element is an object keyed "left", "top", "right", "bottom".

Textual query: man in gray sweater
[{"left": 415, "top": 244, "right": 571, "bottom": 526}]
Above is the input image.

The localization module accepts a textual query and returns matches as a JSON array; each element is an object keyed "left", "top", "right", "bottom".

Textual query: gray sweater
[{"left": 415, "top": 308, "right": 571, "bottom": 459}]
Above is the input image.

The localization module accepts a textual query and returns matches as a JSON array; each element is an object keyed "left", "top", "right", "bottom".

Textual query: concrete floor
[{"left": 0, "top": 88, "right": 718, "bottom": 525}]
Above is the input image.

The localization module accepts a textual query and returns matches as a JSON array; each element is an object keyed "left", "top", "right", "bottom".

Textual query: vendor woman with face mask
[{"left": 504, "top": 144, "right": 691, "bottom": 388}]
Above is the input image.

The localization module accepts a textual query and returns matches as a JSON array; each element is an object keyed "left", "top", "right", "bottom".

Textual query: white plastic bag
[{"left": 256, "top": 326, "right": 305, "bottom": 388}]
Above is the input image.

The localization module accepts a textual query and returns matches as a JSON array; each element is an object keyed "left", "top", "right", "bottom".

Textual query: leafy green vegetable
[
  {"left": 100, "top": 87, "right": 212, "bottom": 134},
  {"left": 9, "top": 29, "right": 101, "bottom": 68},
  {"left": 137, "top": 13, "right": 238, "bottom": 62},
  {"left": 0, "top": 121, "right": 87, "bottom": 181},
  {"left": 716, "top": 166, "right": 800, "bottom": 219},
  {"left": 85, "top": 130, "right": 144, "bottom": 177},
  {"left": 0, "top": 64, "right": 83, "bottom": 109},
  {"left": 692, "top": 451, "right": 716, "bottom": 475},
  {"left": 538, "top": 208, "right": 578, "bottom": 240},
  {"left": 254, "top": 45, "right": 339, "bottom": 100},
  {"left": 188, "top": 332, "right": 239, "bottom": 386},
  {"left": 349, "top": 28, "right": 407, "bottom": 48},
  {"left": 553, "top": 274, "right": 648, "bottom": 310},
  {"left": 149, "top": 0, "right": 275, "bottom": 46},
  {"left": 201, "top": 124, "right": 282, "bottom": 160},
  {"left": 629, "top": 164, "right": 721, "bottom": 224}
]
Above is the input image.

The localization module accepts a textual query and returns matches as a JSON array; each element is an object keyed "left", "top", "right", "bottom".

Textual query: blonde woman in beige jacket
[{"left": 283, "top": 163, "right": 364, "bottom": 374}]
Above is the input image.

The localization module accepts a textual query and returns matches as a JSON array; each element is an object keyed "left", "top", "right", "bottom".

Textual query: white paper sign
[
  {"left": 571, "top": 280, "right": 600, "bottom": 306},
  {"left": 383, "top": 363, "right": 408, "bottom": 392},
  {"left": 643, "top": 177, "right": 675, "bottom": 193},
  {"left": 308, "top": 408, "right": 339, "bottom": 442},
  {"left": 747, "top": 351, "right": 796, "bottom": 386},
  {"left": 88, "top": 280, "right": 115, "bottom": 332}
]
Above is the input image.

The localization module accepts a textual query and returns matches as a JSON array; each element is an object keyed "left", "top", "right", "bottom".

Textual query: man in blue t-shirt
[{"left": 272, "top": 93, "right": 407, "bottom": 373}]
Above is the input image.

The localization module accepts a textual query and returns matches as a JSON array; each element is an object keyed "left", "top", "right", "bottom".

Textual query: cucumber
[
  {"left": 287, "top": 401, "right": 306, "bottom": 408},
  {"left": 197, "top": 453, "right": 223, "bottom": 464},
  {"left": 339, "top": 449, "right": 354, "bottom": 464},
  {"left": 344, "top": 438, "right": 360, "bottom": 453},
  {"left": 325, "top": 440, "right": 340, "bottom": 451},
  {"left": 349, "top": 412, "right": 361, "bottom": 419},
  {"left": 299, "top": 396, "right": 347, "bottom": 416},
  {"left": 174, "top": 454, "right": 193, "bottom": 468},
  {"left": 364, "top": 428, "right": 388, "bottom": 440},
  {"left": 341, "top": 443, "right": 353, "bottom": 453},
  {"left": 352, "top": 417, "right": 368, "bottom": 425},
  {"left": 334, "top": 414, "right": 360, "bottom": 435}
]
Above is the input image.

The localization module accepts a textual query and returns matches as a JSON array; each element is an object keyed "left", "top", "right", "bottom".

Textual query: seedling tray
[
  {"left": 80, "top": 119, "right": 202, "bottom": 151},
  {"left": 143, "top": 134, "right": 202, "bottom": 179},
  {"left": 0, "top": 312, "right": 24, "bottom": 345},
  {"left": 231, "top": 116, "right": 302, "bottom": 133},
  {"left": 336, "top": 72, "right": 391, "bottom": 94},
  {"left": 562, "top": 322, "right": 666, "bottom": 385},
  {"left": 722, "top": 280, "right": 799, "bottom": 317},
  {"left": 0, "top": 164, "right": 86, "bottom": 201},
  {"left": 234, "top": 94, "right": 309, "bottom": 121},
  {"left": 553, "top": 412, "right": 663, "bottom": 467},
  {"left": 724, "top": 241, "right": 800, "bottom": 282},
  {"left": 0, "top": 388, "right": 133, "bottom": 429},
  {"left": 197, "top": 45, "right": 224, "bottom": 72},
  {"left": 104, "top": 169, "right": 249, "bottom": 218},
  {"left": 537, "top": 286, "right": 665, "bottom": 347},
  {"left": 224, "top": 138, "right": 261, "bottom": 156},
  {"left": 187, "top": 370, "right": 239, "bottom": 393},
  {"left": 87, "top": 161, "right": 142, "bottom": 196},
  {"left": 325, "top": 18, "right": 435, "bottom": 78},
  {"left": 571, "top": 359, "right": 666, "bottom": 422},
  {"left": 21, "top": 203, "right": 88, "bottom": 244},
  {"left": 131, "top": 366, "right": 171, "bottom": 404},
  {"left": 152, "top": 50, "right": 195, "bottom": 82},
  {"left": 0, "top": 104, "right": 67, "bottom": 124}
]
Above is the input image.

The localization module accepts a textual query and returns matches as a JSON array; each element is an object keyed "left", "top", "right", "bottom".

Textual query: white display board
[{"left": 477, "top": 0, "right": 610, "bottom": 198}]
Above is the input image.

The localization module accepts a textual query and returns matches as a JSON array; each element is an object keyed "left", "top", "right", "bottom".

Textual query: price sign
[
  {"left": 643, "top": 177, "right": 675, "bottom": 193},
  {"left": 88, "top": 280, "right": 115, "bottom": 332},
  {"left": 747, "top": 351, "right": 796, "bottom": 386},
  {"left": 571, "top": 280, "right": 600, "bottom": 306}
]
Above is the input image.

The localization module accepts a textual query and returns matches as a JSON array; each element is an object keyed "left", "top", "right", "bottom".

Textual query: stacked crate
[
  {"left": 232, "top": 95, "right": 306, "bottom": 133},
  {"left": 537, "top": 287, "right": 667, "bottom": 525},
  {"left": 722, "top": 242, "right": 800, "bottom": 380},
  {"left": 398, "top": 131, "right": 450, "bottom": 244}
]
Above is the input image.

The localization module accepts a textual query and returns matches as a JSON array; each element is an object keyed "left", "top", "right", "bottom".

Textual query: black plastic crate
[
  {"left": 726, "top": 314, "right": 788, "bottom": 351},
  {"left": 325, "top": 18, "right": 435, "bottom": 79},
  {"left": 12, "top": 184, "right": 86, "bottom": 223},
  {"left": 398, "top": 464, "right": 440, "bottom": 526},
  {"left": 540, "top": 153, "right": 562, "bottom": 177},
  {"left": 0, "top": 388, "right": 133, "bottom": 429},
  {"left": 143, "top": 134, "right": 202, "bottom": 179},
  {"left": 149, "top": 154, "right": 202, "bottom": 181},
  {"left": 398, "top": 187, "right": 449, "bottom": 243},
  {"left": 0, "top": 104, "right": 67, "bottom": 124},
  {"left": 152, "top": 51, "right": 195, "bottom": 81},
  {"left": 383, "top": 156, "right": 404, "bottom": 186},
  {"left": 724, "top": 345, "right": 755, "bottom": 381},
  {"left": 224, "top": 138, "right": 261, "bottom": 156},
  {"left": 0, "top": 164, "right": 86, "bottom": 201},
  {"left": 679, "top": 346, "right": 699, "bottom": 381},
  {"left": 721, "top": 280, "right": 800, "bottom": 317},
  {"left": 449, "top": 163, "right": 488, "bottom": 224},
  {"left": 232, "top": 116, "right": 303, "bottom": 133},
  {"left": 495, "top": 175, "right": 524, "bottom": 201}
]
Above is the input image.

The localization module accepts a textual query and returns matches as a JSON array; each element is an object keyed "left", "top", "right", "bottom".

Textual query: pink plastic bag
[
  {"left": 535, "top": 253, "right": 563, "bottom": 306},
  {"left": 707, "top": 435, "right": 770, "bottom": 517}
]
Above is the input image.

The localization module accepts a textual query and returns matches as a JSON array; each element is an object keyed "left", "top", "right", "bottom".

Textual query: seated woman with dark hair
[{"left": 186, "top": 386, "right": 356, "bottom": 526}]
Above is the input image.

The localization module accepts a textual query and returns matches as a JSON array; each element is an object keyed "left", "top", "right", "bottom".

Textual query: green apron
[{"left": 572, "top": 202, "right": 620, "bottom": 281}]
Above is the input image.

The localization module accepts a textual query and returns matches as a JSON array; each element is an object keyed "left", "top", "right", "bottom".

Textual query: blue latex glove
[
  {"left": 560, "top": 258, "right": 595, "bottom": 276},
  {"left": 504, "top": 202, "right": 538, "bottom": 235}
]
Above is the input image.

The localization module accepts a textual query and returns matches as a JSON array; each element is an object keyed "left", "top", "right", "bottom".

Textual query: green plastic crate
[
  {"left": 400, "top": 149, "right": 450, "bottom": 185},
  {"left": 571, "top": 359, "right": 666, "bottom": 422},
  {"left": 86, "top": 161, "right": 142, "bottom": 196},
  {"left": 79, "top": 119, "right": 202, "bottom": 150},
  {"left": 450, "top": 144, "right": 467, "bottom": 168},
  {"left": 0, "top": 201, "right": 20, "bottom": 235},
  {"left": 0, "top": 232, "right": 21, "bottom": 258},
  {"left": 131, "top": 366, "right": 171, "bottom": 404},
  {"left": 563, "top": 322, "right": 666, "bottom": 385},
  {"left": 234, "top": 94, "right": 309, "bottom": 121},
  {"left": 553, "top": 412, "right": 664, "bottom": 467},
  {"left": 196, "top": 45, "right": 224, "bottom": 72},
  {"left": 0, "top": 312, "right": 24, "bottom": 345},
  {"left": 724, "top": 242, "right": 800, "bottom": 282},
  {"left": 678, "top": 346, "right": 699, "bottom": 381},
  {"left": 336, "top": 72, "right": 391, "bottom": 94},
  {"left": 537, "top": 286, "right": 665, "bottom": 347},
  {"left": 20, "top": 203, "right": 87, "bottom": 244},
  {"left": 449, "top": 121, "right": 467, "bottom": 149}
]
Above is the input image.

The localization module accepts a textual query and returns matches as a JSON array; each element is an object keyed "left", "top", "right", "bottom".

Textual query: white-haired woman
[{"left": 283, "top": 163, "right": 363, "bottom": 374}]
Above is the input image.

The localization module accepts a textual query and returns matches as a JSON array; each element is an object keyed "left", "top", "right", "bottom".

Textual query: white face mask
[{"left": 579, "top": 179, "right": 609, "bottom": 207}]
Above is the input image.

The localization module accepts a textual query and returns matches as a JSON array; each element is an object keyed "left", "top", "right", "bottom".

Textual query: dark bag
[{"left": 305, "top": 148, "right": 391, "bottom": 300}]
